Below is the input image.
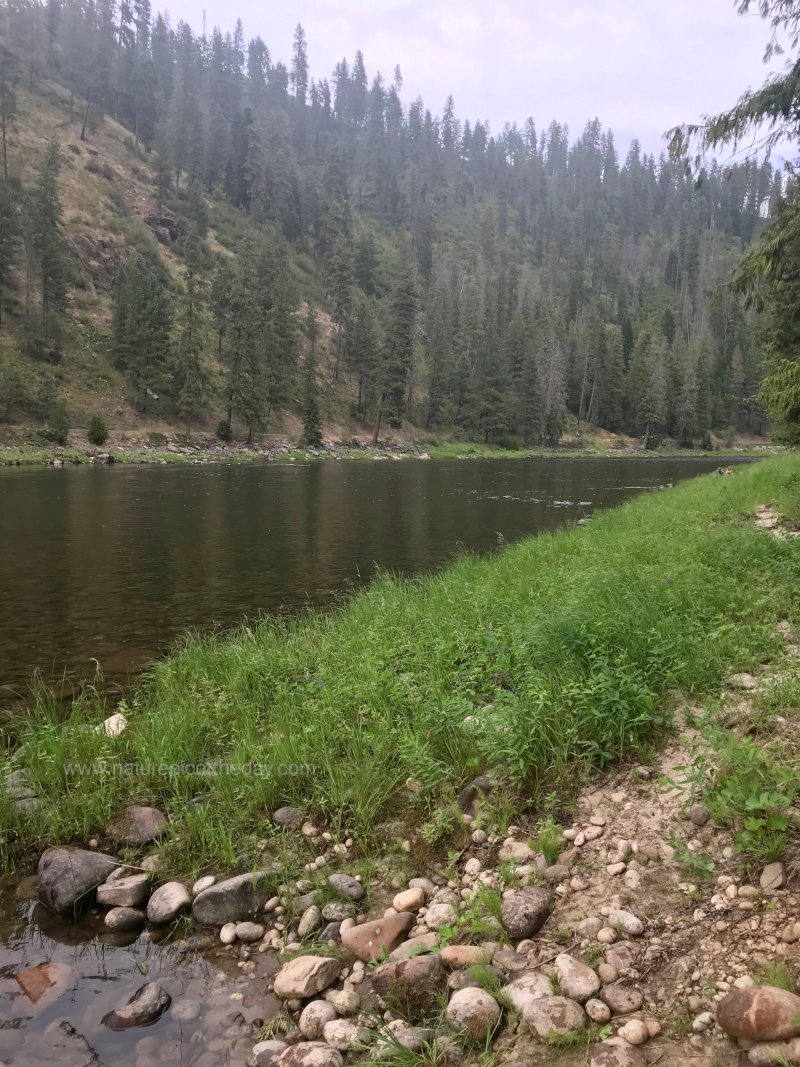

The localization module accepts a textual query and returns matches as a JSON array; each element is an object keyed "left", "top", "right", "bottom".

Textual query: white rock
[
  {"left": 220, "top": 922, "right": 237, "bottom": 944},
  {"left": 298, "top": 1000, "right": 337, "bottom": 1039}
]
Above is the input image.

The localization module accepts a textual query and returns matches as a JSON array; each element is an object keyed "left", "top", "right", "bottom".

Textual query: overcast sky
[{"left": 164, "top": 0, "right": 789, "bottom": 159}]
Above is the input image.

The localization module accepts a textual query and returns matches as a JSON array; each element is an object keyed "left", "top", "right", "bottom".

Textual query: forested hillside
[{"left": 0, "top": 0, "right": 778, "bottom": 447}]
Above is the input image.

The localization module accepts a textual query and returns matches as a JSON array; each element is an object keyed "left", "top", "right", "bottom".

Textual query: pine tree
[
  {"left": 0, "top": 179, "right": 20, "bottom": 327},
  {"left": 28, "top": 140, "right": 68, "bottom": 337},
  {"left": 112, "top": 251, "right": 172, "bottom": 410},
  {"left": 170, "top": 231, "right": 214, "bottom": 431},
  {"left": 382, "top": 269, "right": 417, "bottom": 430}
]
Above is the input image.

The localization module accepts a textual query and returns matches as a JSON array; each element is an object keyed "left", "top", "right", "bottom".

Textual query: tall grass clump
[{"left": 2, "top": 455, "right": 799, "bottom": 871}]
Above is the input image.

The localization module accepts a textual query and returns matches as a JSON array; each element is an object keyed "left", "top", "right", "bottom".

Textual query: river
[{"left": 0, "top": 456, "right": 742, "bottom": 705}]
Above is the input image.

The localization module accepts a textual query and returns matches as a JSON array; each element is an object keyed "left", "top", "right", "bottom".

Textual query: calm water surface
[{"left": 0, "top": 456, "right": 740, "bottom": 701}]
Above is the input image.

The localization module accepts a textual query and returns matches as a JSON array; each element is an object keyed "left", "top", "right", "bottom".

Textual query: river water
[
  {"left": 0, "top": 456, "right": 739, "bottom": 704},
  {"left": 0, "top": 455, "right": 749, "bottom": 1063}
]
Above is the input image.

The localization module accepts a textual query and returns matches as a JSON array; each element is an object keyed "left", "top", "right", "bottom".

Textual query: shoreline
[{"left": 0, "top": 438, "right": 787, "bottom": 467}]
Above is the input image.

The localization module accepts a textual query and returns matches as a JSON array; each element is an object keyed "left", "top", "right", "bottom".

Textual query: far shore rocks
[
  {"left": 38, "top": 847, "right": 120, "bottom": 916},
  {"left": 192, "top": 871, "right": 273, "bottom": 924}
]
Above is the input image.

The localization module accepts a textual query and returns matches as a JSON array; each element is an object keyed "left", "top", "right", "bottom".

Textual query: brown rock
[
  {"left": 373, "top": 954, "right": 446, "bottom": 1018},
  {"left": 716, "top": 985, "right": 800, "bottom": 1041},
  {"left": 521, "top": 995, "right": 586, "bottom": 1037},
  {"left": 340, "top": 912, "right": 415, "bottom": 961},
  {"left": 600, "top": 983, "right": 644, "bottom": 1015},
  {"left": 748, "top": 1038, "right": 800, "bottom": 1065},
  {"left": 760, "top": 863, "right": 787, "bottom": 891},
  {"left": 273, "top": 956, "right": 342, "bottom": 999},
  {"left": 106, "top": 805, "right": 168, "bottom": 844},
  {"left": 500, "top": 887, "right": 552, "bottom": 939},
  {"left": 15, "top": 962, "right": 74, "bottom": 1009},
  {"left": 102, "top": 982, "right": 171, "bottom": 1029}
]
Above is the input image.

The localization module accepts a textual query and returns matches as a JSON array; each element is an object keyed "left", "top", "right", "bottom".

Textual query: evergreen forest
[{"left": 0, "top": 0, "right": 783, "bottom": 447}]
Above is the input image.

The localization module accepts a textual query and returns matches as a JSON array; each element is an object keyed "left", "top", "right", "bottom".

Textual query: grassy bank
[{"left": 2, "top": 455, "right": 799, "bottom": 876}]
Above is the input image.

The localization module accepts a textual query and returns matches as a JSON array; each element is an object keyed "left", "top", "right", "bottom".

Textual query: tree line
[{"left": 0, "top": 0, "right": 780, "bottom": 445}]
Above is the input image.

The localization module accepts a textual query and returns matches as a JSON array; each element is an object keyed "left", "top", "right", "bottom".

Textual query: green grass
[{"left": 2, "top": 455, "right": 800, "bottom": 875}]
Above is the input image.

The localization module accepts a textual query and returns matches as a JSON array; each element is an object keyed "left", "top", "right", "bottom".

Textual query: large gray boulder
[
  {"left": 192, "top": 871, "right": 273, "bottom": 925},
  {"left": 38, "top": 848, "right": 120, "bottom": 916}
]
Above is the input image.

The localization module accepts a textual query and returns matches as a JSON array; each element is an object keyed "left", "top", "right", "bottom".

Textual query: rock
[
  {"left": 146, "top": 881, "right": 191, "bottom": 924},
  {"left": 299, "top": 999, "right": 337, "bottom": 1038},
  {"left": 38, "top": 847, "right": 120, "bottom": 916},
  {"left": 441, "top": 945, "right": 488, "bottom": 968},
  {"left": 192, "top": 875, "right": 216, "bottom": 896},
  {"left": 104, "top": 906, "right": 146, "bottom": 931},
  {"left": 604, "top": 941, "right": 638, "bottom": 973},
  {"left": 760, "top": 863, "right": 787, "bottom": 891},
  {"left": 276, "top": 1042, "right": 343, "bottom": 1067},
  {"left": 393, "top": 887, "right": 425, "bottom": 912},
  {"left": 235, "top": 921, "right": 265, "bottom": 943},
  {"left": 192, "top": 871, "right": 273, "bottom": 924},
  {"left": 100, "top": 712, "right": 128, "bottom": 737},
  {"left": 689, "top": 803, "right": 711, "bottom": 826},
  {"left": 373, "top": 955, "right": 446, "bottom": 1018},
  {"left": 342, "top": 912, "right": 415, "bottom": 962},
  {"left": 298, "top": 906, "right": 321, "bottom": 938},
  {"left": 106, "top": 805, "right": 168, "bottom": 844},
  {"left": 15, "top": 962, "right": 74, "bottom": 1008},
  {"left": 221, "top": 922, "right": 237, "bottom": 944},
  {"left": 498, "top": 840, "right": 536, "bottom": 863},
  {"left": 446, "top": 987, "right": 502, "bottom": 1041},
  {"left": 458, "top": 775, "right": 493, "bottom": 813},
  {"left": 748, "top": 1039, "right": 800, "bottom": 1066},
  {"left": 588, "top": 1037, "right": 646, "bottom": 1067},
  {"left": 598, "top": 963, "right": 618, "bottom": 984},
  {"left": 408, "top": 877, "right": 436, "bottom": 897},
  {"left": 608, "top": 909, "right": 645, "bottom": 937},
  {"left": 378, "top": 1026, "right": 434, "bottom": 1054},
  {"left": 322, "top": 1019, "right": 366, "bottom": 1050},
  {"left": 273, "top": 807, "right": 303, "bottom": 828},
  {"left": 321, "top": 902, "right": 352, "bottom": 922},
  {"left": 324, "top": 989, "right": 360, "bottom": 1015},
  {"left": 586, "top": 998, "right": 611, "bottom": 1023},
  {"left": 553, "top": 953, "right": 601, "bottom": 1002},
  {"left": 248, "top": 1039, "right": 289, "bottom": 1066},
  {"left": 577, "top": 917, "right": 604, "bottom": 938},
  {"left": 716, "top": 986, "right": 800, "bottom": 1041},
  {"left": 521, "top": 995, "right": 586, "bottom": 1037},
  {"left": 544, "top": 864, "right": 570, "bottom": 884},
  {"left": 389, "top": 933, "right": 440, "bottom": 962},
  {"left": 600, "top": 984, "right": 644, "bottom": 1015},
  {"left": 102, "top": 982, "right": 171, "bottom": 1029},
  {"left": 274, "top": 956, "right": 342, "bottom": 999},
  {"left": 96, "top": 873, "right": 150, "bottom": 908},
  {"left": 320, "top": 921, "right": 341, "bottom": 942},
  {"left": 424, "top": 902, "right": 457, "bottom": 930},
  {"left": 618, "top": 1019, "right": 650, "bottom": 1045},
  {"left": 500, "top": 886, "right": 552, "bottom": 939},
  {"left": 328, "top": 874, "right": 365, "bottom": 901},
  {"left": 504, "top": 971, "right": 555, "bottom": 1015},
  {"left": 727, "top": 673, "right": 758, "bottom": 690},
  {"left": 597, "top": 927, "right": 617, "bottom": 944}
]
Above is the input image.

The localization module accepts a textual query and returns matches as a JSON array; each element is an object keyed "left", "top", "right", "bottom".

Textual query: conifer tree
[
  {"left": 112, "top": 251, "right": 172, "bottom": 410},
  {"left": 0, "top": 179, "right": 20, "bottom": 327},
  {"left": 171, "top": 230, "right": 214, "bottom": 430},
  {"left": 28, "top": 140, "right": 68, "bottom": 337}
]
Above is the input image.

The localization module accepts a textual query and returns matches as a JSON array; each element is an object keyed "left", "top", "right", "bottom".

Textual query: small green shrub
[
  {"left": 87, "top": 414, "right": 108, "bottom": 446},
  {"left": 45, "top": 402, "right": 70, "bottom": 446},
  {"left": 216, "top": 419, "right": 233, "bottom": 442}
]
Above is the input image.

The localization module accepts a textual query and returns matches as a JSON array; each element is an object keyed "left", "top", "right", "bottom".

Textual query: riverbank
[
  {"left": 0, "top": 434, "right": 786, "bottom": 466},
  {"left": 2, "top": 454, "right": 799, "bottom": 874}
]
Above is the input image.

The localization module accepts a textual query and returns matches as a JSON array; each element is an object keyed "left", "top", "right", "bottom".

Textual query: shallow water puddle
[{"left": 0, "top": 878, "right": 281, "bottom": 1065}]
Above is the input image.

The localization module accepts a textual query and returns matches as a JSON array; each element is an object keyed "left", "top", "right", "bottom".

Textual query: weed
[
  {"left": 754, "top": 963, "right": 796, "bottom": 992},
  {"left": 532, "top": 815, "right": 562, "bottom": 866},
  {"left": 666, "top": 833, "right": 715, "bottom": 881}
]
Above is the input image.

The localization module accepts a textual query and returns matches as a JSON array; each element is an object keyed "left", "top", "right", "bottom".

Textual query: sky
[{"left": 164, "top": 0, "right": 790, "bottom": 160}]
